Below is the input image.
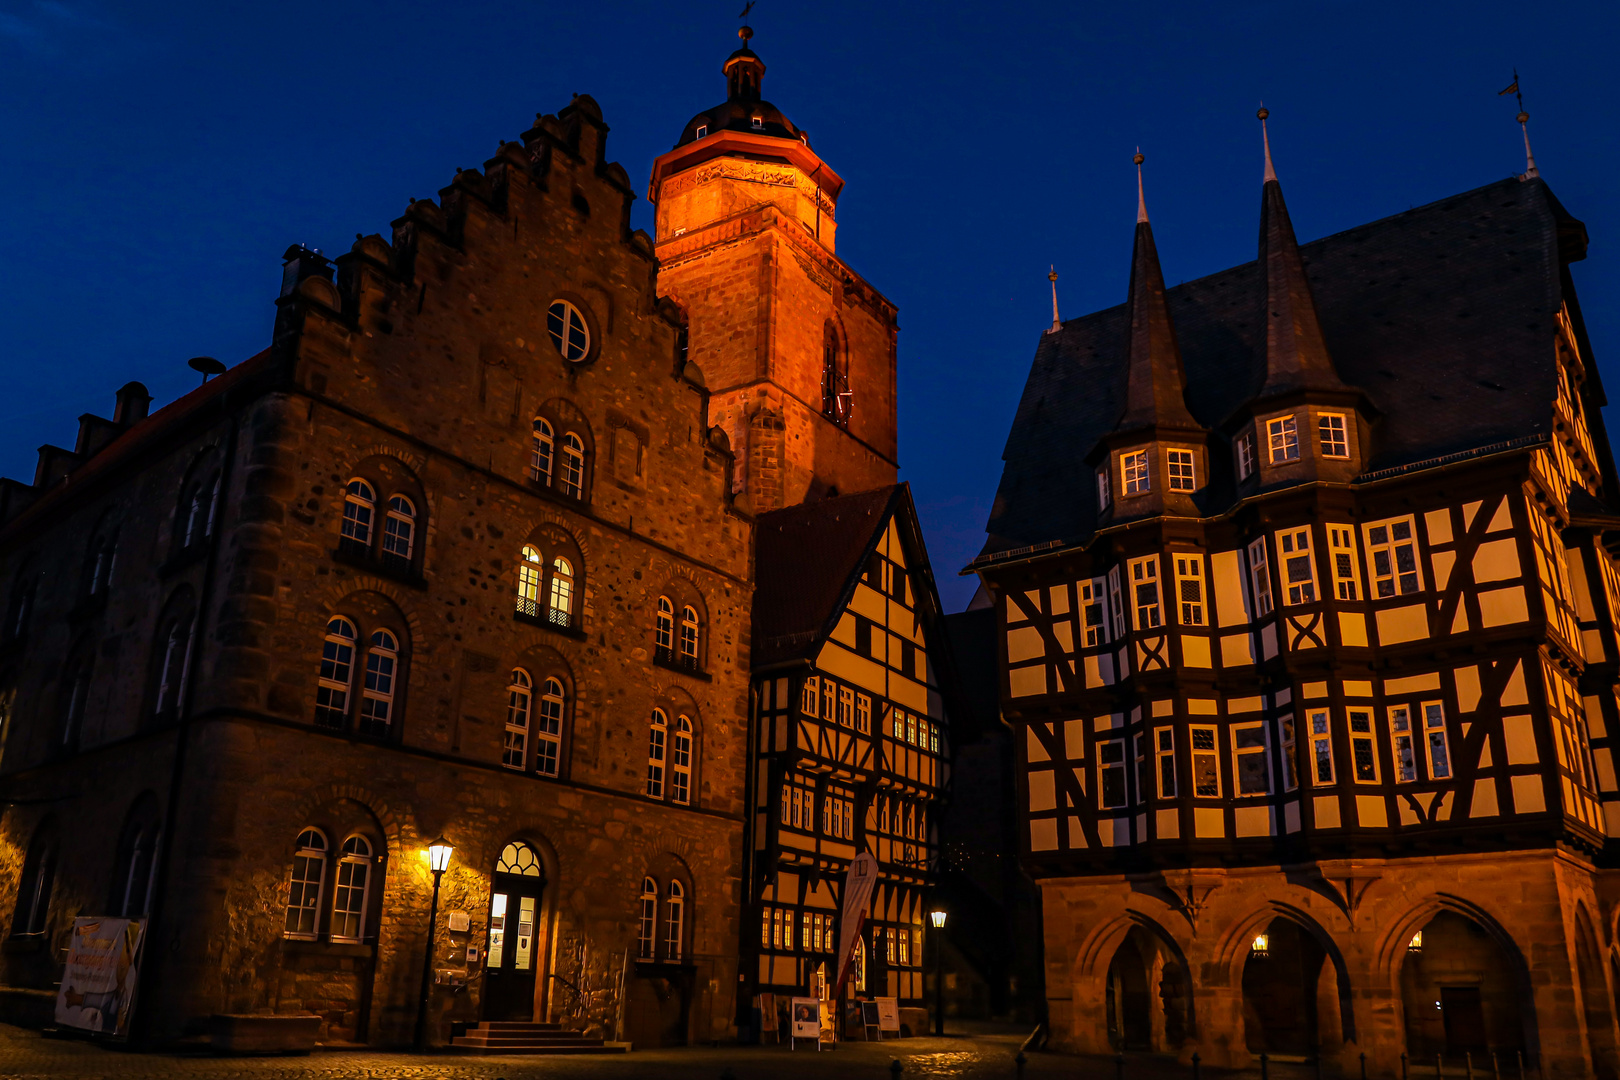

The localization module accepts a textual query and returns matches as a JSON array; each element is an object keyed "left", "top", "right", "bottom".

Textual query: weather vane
[{"left": 739, "top": 2, "right": 754, "bottom": 20}]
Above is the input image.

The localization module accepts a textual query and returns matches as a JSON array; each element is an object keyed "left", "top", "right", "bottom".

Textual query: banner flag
[{"left": 833, "top": 851, "right": 879, "bottom": 998}]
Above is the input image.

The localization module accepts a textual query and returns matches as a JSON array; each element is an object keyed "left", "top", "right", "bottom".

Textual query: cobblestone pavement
[{"left": 0, "top": 1024, "right": 1363, "bottom": 1080}]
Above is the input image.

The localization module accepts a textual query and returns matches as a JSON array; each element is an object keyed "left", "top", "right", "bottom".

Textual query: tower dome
[{"left": 673, "top": 27, "right": 806, "bottom": 148}]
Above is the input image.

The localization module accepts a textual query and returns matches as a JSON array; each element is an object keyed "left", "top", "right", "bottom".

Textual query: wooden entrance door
[
  {"left": 1441, "top": 986, "right": 1488, "bottom": 1054},
  {"left": 483, "top": 842, "right": 546, "bottom": 1021}
]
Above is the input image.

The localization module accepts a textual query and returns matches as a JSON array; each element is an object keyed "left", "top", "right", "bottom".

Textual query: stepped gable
[{"left": 984, "top": 176, "right": 1587, "bottom": 554}]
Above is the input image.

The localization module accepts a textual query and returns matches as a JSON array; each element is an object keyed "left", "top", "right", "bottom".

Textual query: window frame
[
  {"left": 1319, "top": 413, "right": 1350, "bottom": 458},
  {"left": 1121, "top": 450, "right": 1150, "bottom": 496},
  {"left": 637, "top": 878, "right": 657, "bottom": 960},
  {"left": 547, "top": 300, "right": 591, "bottom": 362},
  {"left": 1327, "top": 525, "right": 1360, "bottom": 601},
  {"left": 1276, "top": 526, "right": 1319, "bottom": 606},
  {"left": 1280, "top": 715, "right": 1299, "bottom": 791},
  {"left": 548, "top": 557, "right": 575, "bottom": 628},
  {"left": 1190, "top": 725, "right": 1221, "bottom": 798},
  {"left": 670, "top": 715, "right": 693, "bottom": 806},
  {"left": 284, "top": 828, "right": 328, "bottom": 940},
  {"left": 329, "top": 835, "right": 373, "bottom": 943},
  {"left": 535, "top": 677, "right": 565, "bottom": 778},
  {"left": 315, "top": 616, "right": 358, "bottom": 728},
  {"left": 1247, "top": 537, "right": 1274, "bottom": 618},
  {"left": 1423, "top": 701, "right": 1452, "bottom": 779},
  {"left": 1236, "top": 431, "right": 1255, "bottom": 480},
  {"left": 1098, "top": 738, "right": 1128, "bottom": 809},
  {"left": 1232, "top": 721, "right": 1272, "bottom": 796},
  {"left": 1388, "top": 705, "right": 1418, "bottom": 783},
  {"left": 664, "top": 880, "right": 685, "bottom": 961},
  {"left": 1156, "top": 728, "right": 1177, "bottom": 798},
  {"left": 357, "top": 629, "right": 399, "bottom": 738},
  {"left": 1363, "top": 516, "right": 1423, "bottom": 599},
  {"left": 1173, "top": 553, "right": 1205, "bottom": 626},
  {"left": 1080, "top": 577, "right": 1109, "bottom": 647},
  {"left": 646, "top": 708, "right": 668, "bottom": 799},
  {"left": 382, "top": 494, "right": 416, "bottom": 565},
  {"left": 655, "top": 596, "right": 674, "bottom": 655},
  {"left": 1129, "top": 555, "right": 1162, "bottom": 630},
  {"left": 1266, "top": 415, "right": 1300, "bottom": 463},
  {"left": 558, "top": 433, "right": 586, "bottom": 499},
  {"left": 531, "top": 417, "right": 555, "bottom": 484},
  {"left": 1348, "top": 708, "right": 1379, "bottom": 783},
  {"left": 341, "top": 479, "right": 376, "bottom": 547},
  {"left": 1097, "top": 467, "right": 1111, "bottom": 510},
  {"left": 1307, "top": 709, "right": 1335, "bottom": 785},
  {"left": 503, "top": 668, "right": 532, "bottom": 771},
  {"left": 1166, "top": 448, "right": 1196, "bottom": 492}
]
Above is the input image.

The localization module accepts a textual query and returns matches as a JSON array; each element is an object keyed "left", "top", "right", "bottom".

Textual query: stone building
[
  {"left": 0, "top": 29, "right": 956, "bottom": 1049},
  {"left": 969, "top": 121, "right": 1620, "bottom": 1076}
]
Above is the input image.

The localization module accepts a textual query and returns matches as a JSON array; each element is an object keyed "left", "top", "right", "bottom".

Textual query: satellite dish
[{"left": 188, "top": 356, "right": 227, "bottom": 384}]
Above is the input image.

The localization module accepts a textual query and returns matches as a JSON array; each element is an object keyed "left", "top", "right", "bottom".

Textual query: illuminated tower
[{"left": 649, "top": 27, "right": 899, "bottom": 511}]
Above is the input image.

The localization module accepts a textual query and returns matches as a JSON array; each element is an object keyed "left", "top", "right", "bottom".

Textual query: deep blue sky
[{"left": 3, "top": 1, "right": 1616, "bottom": 611}]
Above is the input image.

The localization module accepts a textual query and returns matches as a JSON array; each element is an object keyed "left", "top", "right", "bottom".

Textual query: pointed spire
[
  {"left": 1518, "top": 109, "right": 1538, "bottom": 179},
  {"left": 1255, "top": 108, "right": 1350, "bottom": 399},
  {"left": 1259, "top": 106, "right": 1277, "bottom": 182},
  {"left": 1135, "top": 149, "right": 1148, "bottom": 224},
  {"left": 1047, "top": 266, "right": 1062, "bottom": 334},
  {"left": 1116, "top": 151, "right": 1200, "bottom": 434}
]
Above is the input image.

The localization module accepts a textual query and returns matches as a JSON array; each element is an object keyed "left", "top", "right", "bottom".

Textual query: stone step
[
  {"left": 454, "top": 1034, "right": 604, "bottom": 1045},
  {"left": 467, "top": 1022, "right": 567, "bottom": 1032},
  {"left": 448, "top": 1038, "right": 631, "bottom": 1055}
]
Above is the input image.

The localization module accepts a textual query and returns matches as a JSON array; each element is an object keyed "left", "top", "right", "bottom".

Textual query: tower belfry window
[{"left": 821, "top": 322, "right": 850, "bottom": 427}]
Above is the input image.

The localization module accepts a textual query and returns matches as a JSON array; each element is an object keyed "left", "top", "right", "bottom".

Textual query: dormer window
[
  {"left": 1096, "top": 468, "right": 1111, "bottom": 510},
  {"left": 1236, "top": 433, "right": 1255, "bottom": 480},
  {"left": 1121, "top": 450, "right": 1150, "bottom": 495},
  {"left": 751, "top": 116, "right": 764, "bottom": 130},
  {"left": 1166, "top": 449, "right": 1196, "bottom": 492},
  {"left": 1319, "top": 414, "right": 1349, "bottom": 458},
  {"left": 1266, "top": 416, "right": 1300, "bottom": 463},
  {"left": 694, "top": 125, "right": 708, "bottom": 139}
]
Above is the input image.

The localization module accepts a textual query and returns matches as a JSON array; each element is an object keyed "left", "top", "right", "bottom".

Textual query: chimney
[
  {"left": 114, "top": 381, "right": 152, "bottom": 425},
  {"left": 280, "top": 245, "right": 333, "bottom": 298}
]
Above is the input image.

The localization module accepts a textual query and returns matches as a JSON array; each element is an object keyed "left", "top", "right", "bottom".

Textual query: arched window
[
  {"left": 381, "top": 495, "right": 415, "bottom": 568},
  {"left": 679, "top": 605, "right": 700, "bottom": 670},
  {"left": 284, "top": 828, "right": 327, "bottom": 938},
  {"left": 531, "top": 418, "right": 555, "bottom": 484},
  {"left": 854, "top": 935, "right": 867, "bottom": 991},
  {"left": 86, "top": 531, "right": 117, "bottom": 597},
  {"left": 559, "top": 434, "right": 585, "bottom": 499},
  {"left": 111, "top": 810, "right": 160, "bottom": 918},
  {"left": 665, "top": 880, "right": 685, "bottom": 961},
  {"left": 315, "top": 617, "right": 357, "bottom": 728},
  {"left": 5, "top": 569, "right": 37, "bottom": 643},
  {"left": 548, "top": 300, "right": 590, "bottom": 362},
  {"left": 671, "top": 715, "right": 693, "bottom": 806},
  {"left": 358, "top": 629, "right": 398, "bottom": 737},
  {"left": 536, "top": 677, "right": 564, "bottom": 778},
  {"left": 637, "top": 877, "right": 657, "bottom": 959},
  {"left": 179, "top": 468, "right": 220, "bottom": 551},
  {"left": 60, "top": 652, "right": 93, "bottom": 751},
  {"left": 330, "top": 835, "right": 372, "bottom": 942},
  {"left": 516, "top": 546, "right": 543, "bottom": 618},
  {"left": 548, "top": 557, "right": 574, "bottom": 628},
  {"left": 341, "top": 479, "right": 375, "bottom": 549},
  {"left": 646, "top": 708, "right": 667, "bottom": 799},
  {"left": 503, "top": 668, "right": 531, "bottom": 770},
  {"left": 655, "top": 596, "right": 674, "bottom": 658},
  {"left": 497, "top": 841, "right": 543, "bottom": 877},
  {"left": 11, "top": 828, "right": 55, "bottom": 937},
  {"left": 152, "top": 612, "right": 194, "bottom": 719},
  {"left": 821, "top": 321, "right": 849, "bottom": 426}
]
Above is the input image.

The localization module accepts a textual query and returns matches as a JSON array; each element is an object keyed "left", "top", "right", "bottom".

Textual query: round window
[{"left": 547, "top": 300, "right": 590, "bottom": 362}]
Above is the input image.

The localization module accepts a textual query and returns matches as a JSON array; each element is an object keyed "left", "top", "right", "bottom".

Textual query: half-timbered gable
[
  {"left": 971, "top": 136, "right": 1620, "bottom": 1072},
  {"left": 747, "top": 484, "right": 954, "bottom": 1008}
]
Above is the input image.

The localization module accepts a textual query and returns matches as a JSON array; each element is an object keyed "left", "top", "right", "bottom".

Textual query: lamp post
[
  {"left": 413, "top": 836, "right": 453, "bottom": 1051},
  {"left": 929, "top": 909, "right": 947, "bottom": 1037}
]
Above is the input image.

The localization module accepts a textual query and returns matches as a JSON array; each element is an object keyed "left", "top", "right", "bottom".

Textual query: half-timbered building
[
  {"left": 970, "top": 123, "right": 1620, "bottom": 1076},
  {"left": 749, "top": 485, "right": 953, "bottom": 1027}
]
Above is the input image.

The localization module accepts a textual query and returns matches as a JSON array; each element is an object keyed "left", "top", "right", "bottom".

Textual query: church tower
[{"left": 650, "top": 27, "right": 900, "bottom": 511}]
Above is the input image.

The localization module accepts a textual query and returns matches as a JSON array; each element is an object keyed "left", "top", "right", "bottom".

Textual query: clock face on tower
[{"left": 547, "top": 300, "right": 590, "bottom": 362}]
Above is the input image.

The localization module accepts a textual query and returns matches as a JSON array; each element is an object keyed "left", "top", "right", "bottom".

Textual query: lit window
[
  {"left": 1349, "top": 709, "right": 1378, "bottom": 782},
  {"left": 1122, "top": 450, "right": 1150, "bottom": 495},
  {"left": 284, "top": 828, "right": 327, "bottom": 938},
  {"left": 680, "top": 605, "right": 699, "bottom": 665},
  {"left": 547, "top": 300, "right": 590, "bottom": 362},
  {"left": 1130, "top": 556, "right": 1161, "bottom": 630},
  {"left": 1267, "top": 416, "right": 1300, "bottom": 463},
  {"left": 358, "top": 629, "right": 398, "bottom": 737},
  {"left": 1424, "top": 702, "right": 1452, "bottom": 779},
  {"left": 1080, "top": 577, "right": 1108, "bottom": 647},
  {"left": 665, "top": 880, "right": 684, "bottom": 960},
  {"left": 548, "top": 557, "right": 574, "bottom": 628},
  {"left": 1156, "top": 728, "right": 1177, "bottom": 798},
  {"left": 1247, "top": 537, "right": 1274, "bottom": 617},
  {"left": 751, "top": 116, "right": 763, "bottom": 130},
  {"left": 1174, "top": 554, "right": 1204, "bottom": 625},
  {"left": 503, "top": 668, "right": 531, "bottom": 770},
  {"left": 1328, "top": 526, "right": 1358, "bottom": 600},
  {"left": 1277, "top": 527, "right": 1317, "bottom": 605},
  {"left": 330, "top": 835, "right": 372, "bottom": 942},
  {"left": 638, "top": 878, "right": 657, "bottom": 959},
  {"left": 671, "top": 715, "right": 692, "bottom": 805},
  {"left": 655, "top": 596, "right": 674, "bottom": 655},
  {"left": 342, "top": 479, "right": 375, "bottom": 546},
  {"left": 1408, "top": 931, "right": 1423, "bottom": 952},
  {"left": 382, "top": 495, "right": 415, "bottom": 564},
  {"left": 536, "top": 677, "right": 564, "bottom": 777},
  {"left": 646, "top": 708, "right": 667, "bottom": 798},
  {"left": 694, "top": 124, "right": 708, "bottom": 138},
  {"left": 1236, "top": 432, "right": 1255, "bottom": 480},
  {"left": 516, "top": 546, "right": 543, "bottom": 618},
  {"left": 1308, "top": 710, "right": 1334, "bottom": 784},
  {"left": 1166, "top": 449, "right": 1196, "bottom": 492},
  {"left": 531, "top": 418, "right": 554, "bottom": 483},
  {"left": 1319, "top": 414, "right": 1349, "bottom": 458},
  {"left": 1280, "top": 715, "right": 1298, "bottom": 791},
  {"left": 1107, "top": 566, "right": 1125, "bottom": 635},
  {"left": 1233, "top": 723, "right": 1270, "bottom": 795},
  {"left": 315, "top": 617, "right": 357, "bottom": 728},
  {"left": 1191, "top": 726, "right": 1220, "bottom": 797},
  {"left": 559, "top": 434, "right": 585, "bottom": 499},
  {"left": 1098, "top": 739, "right": 1127, "bottom": 808},
  {"left": 1251, "top": 934, "right": 1270, "bottom": 957},
  {"left": 1364, "top": 517, "right": 1422, "bottom": 598},
  {"left": 1097, "top": 468, "right": 1111, "bottom": 510}
]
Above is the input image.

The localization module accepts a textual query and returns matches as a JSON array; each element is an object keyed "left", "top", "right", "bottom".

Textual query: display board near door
[{"left": 483, "top": 842, "right": 547, "bottom": 1021}]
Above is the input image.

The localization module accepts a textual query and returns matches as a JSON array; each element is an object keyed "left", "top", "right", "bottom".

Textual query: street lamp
[
  {"left": 413, "top": 836, "right": 453, "bottom": 1051},
  {"left": 929, "top": 909, "right": 947, "bottom": 1037}
]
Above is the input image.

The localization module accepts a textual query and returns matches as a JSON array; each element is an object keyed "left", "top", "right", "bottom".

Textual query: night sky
[{"left": 3, "top": 1, "right": 1616, "bottom": 611}]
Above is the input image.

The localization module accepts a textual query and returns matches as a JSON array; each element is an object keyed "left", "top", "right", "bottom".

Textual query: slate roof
[
  {"left": 753, "top": 485, "right": 902, "bottom": 668},
  {"left": 983, "top": 176, "right": 1592, "bottom": 556}
]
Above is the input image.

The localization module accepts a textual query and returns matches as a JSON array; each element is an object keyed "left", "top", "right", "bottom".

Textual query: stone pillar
[{"left": 1187, "top": 981, "right": 1250, "bottom": 1068}]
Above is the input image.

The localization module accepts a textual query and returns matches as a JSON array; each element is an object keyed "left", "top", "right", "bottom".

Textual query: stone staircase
[{"left": 449, "top": 1020, "right": 630, "bottom": 1054}]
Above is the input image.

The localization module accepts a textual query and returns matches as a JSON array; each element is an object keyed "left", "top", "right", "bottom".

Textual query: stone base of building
[{"left": 1038, "top": 849, "right": 1620, "bottom": 1078}]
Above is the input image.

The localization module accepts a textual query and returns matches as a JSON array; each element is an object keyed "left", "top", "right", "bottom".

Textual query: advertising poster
[
  {"left": 876, "top": 996, "right": 901, "bottom": 1033},
  {"left": 818, "top": 998, "right": 836, "bottom": 1044},
  {"left": 55, "top": 917, "right": 145, "bottom": 1037},
  {"left": 790, "top": 996, "right": 821, "bottom": 1040}
]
